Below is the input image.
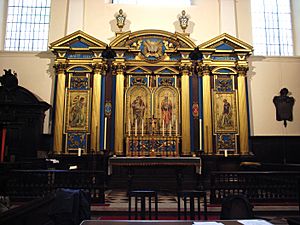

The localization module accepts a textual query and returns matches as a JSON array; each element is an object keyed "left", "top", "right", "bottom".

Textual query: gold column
[
  {"left": 200, "top": 64, "right": 213, "bottom": 155},
  {"left": 113, "top": 61, "right": 125, "bottom": 155},
  {"left": 91, "top": 63, "right": 105, "bottom": 152},
  {"left": 180, "top": 62, "right": 192, "bottom": 156},
  {"left": 53, "top": 62, "right": 66, "bottom": 154},
  {"left": 237, "top": 65, "right": 249, "bottom": 155}
]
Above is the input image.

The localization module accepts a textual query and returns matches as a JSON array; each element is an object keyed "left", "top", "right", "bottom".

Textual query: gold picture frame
[
  {"left": 65, "top": 90, "right": 90, "bottom": 132},
  {"left": 213, "top": 91, "right": 238, "bottom": 133}
]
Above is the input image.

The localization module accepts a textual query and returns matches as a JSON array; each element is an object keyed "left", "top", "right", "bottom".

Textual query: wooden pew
[{"left": 0, "top": 195, "right": 55, "bottom": 225}]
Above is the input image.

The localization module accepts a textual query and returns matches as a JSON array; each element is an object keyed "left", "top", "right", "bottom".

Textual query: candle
[
  {"left": 96, "top": 125, "right": 98, "bottom": 151},
  {"left": 199, "top": 119, "right": 202, "bottom": 150},
  {"left": 128, "top": 119, "right": 131, "bottom": 136},
  {"left": 169, "top": 123, "right": 172, "bottom": 136},
  {"left": 141, "top": 119, "right": 144, "bottom": 136},
  {"left": 162, "top": 120, "right": 165, "bottom": 136},
  {"left": 135, "top": 119, "right": 137, "bottom": 136},
  {"left": 104, "top": 117, "right": 107, "bottom": 150},
  {"left": 224, "top": 150, "right": 228, "bottom": 157},
  {"left": 78, "top": 148, "right": 82, "bottom": 156},
  {"left": 175, "top": 120, "right": 178, "bottom": 136},
  {"left": 1, "top": 128, "right": 6, "bottom": 162}
]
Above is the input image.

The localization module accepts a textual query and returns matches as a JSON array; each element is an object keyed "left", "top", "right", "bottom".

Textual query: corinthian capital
[
  {"left": 236, "top": 64, "right": 248, "bottom": 76},
  {"left": 112, "top": 62, "right": 126, "bottom": 75},
  {"left": 196, "top": 63, "right": 211, "bottom": 76},
  {"left": 93, "top": 63, "right": 107, "bottom": 75},
  {"left": 54, "top": 62, "right": 67, "bottom": 74},
  {"left": 179, "top": 63, "right": 192, "bottom": 75}
]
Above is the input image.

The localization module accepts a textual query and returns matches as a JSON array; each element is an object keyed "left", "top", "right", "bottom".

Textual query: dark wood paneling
[{"left": 250, "top": 136, "right": 300, "bottom": 164}]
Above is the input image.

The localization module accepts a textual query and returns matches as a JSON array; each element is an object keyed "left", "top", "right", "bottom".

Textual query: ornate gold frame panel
[
  {"left": 215, "top": 134, "right": 237, "bottom": 152},
  {"left": 65, "top": 90, "right": 91, "bottom": 132},
  {"left": 213, "top": 91, "right": 238, "bottom": 133},
  {"left": 125, "top": 86, "right": 151, "bottom": 134},
  {"left": 154, "top": 86, "right": 180, "bottom": 135}
]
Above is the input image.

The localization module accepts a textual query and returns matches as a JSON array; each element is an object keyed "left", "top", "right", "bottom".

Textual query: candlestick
[
  {"left": 135, "top": 119, "right": 137, "bottom": 136},
  {"left": 96, "top": 125, "right": 98, "bottom": 151},
  {"left": 78, "top": 148, "right": 82, "bottom": 156},
  {"left": 1, "top": 128, "right": 6, "bottom": 162},
  {"left": 224, "top": 149, "right": 228, "bottom": 157},
  {"left": 169, "top": 123, "right": 172, "bottom": 136},
  {"left": 104, "top": 117, "right": 107, "bottom": 150},
  {"left": 141, "top": 119, "right": 144, "bottom": 136},
  {"left": 162, "top": 120, "right": 165, "bottom": 136},
  {"left": 128, "top": 119, "right": 131, "bottom": 136},
  {"left": 199, "top": 119, "right": 202, "bottom": 150}
]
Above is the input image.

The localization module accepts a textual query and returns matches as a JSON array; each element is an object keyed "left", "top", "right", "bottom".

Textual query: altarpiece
[{"left": 50, "top": 30, "right": 252, "bottom": 159}]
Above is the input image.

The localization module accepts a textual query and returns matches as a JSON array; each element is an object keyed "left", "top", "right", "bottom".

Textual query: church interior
[{"left": 0, "top": 0, "right": 300, "bottom": 225}]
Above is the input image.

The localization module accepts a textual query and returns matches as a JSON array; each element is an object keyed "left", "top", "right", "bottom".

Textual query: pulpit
[{"left": 0, "top": 70, "right": 50, "bottom": 161}]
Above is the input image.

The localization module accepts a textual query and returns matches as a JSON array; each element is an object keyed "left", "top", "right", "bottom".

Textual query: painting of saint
[
  {"left": 131, "top": 95, "right": 145, "bottom": 127},
  {"left": 161, "top": 95, "right": 172, "bottom": 126},
  {"left": 69, "top": 95, "right": 86, "bottom": 127},
  {"left": 66, "top": 90, "right": 90, "bottom": 132},
  {"left": 219, "top": 99, "right": 232, "bottom": 128},
  {"left": 214, "top": 92, "right": 237, "bottom": 133}
]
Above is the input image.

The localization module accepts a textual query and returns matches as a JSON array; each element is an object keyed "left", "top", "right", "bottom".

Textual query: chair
[
  {"left": 128, "top": 190, "right": 158, "bottom": 220},
  {"left": 177, "top": 190, "right": 208, "bottom": 220},
  {"left": 220, "top": 195, "right": 254, "bottom": 220}
]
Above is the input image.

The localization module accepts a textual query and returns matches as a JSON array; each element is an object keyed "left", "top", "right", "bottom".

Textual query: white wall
[
  {"left": 0, "top": 0, "right": 300, "bottom": 135},
  {"left": 248, "top": 56, "right": 300, "bottom": 136}
]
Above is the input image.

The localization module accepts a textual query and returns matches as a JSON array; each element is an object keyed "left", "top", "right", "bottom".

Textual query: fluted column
[
  {"left": 200, "top": 64, "right": 213, "bottom": 155},
  {"left": 237, "top": 65, "right": 249, "bottom": 155},
  {"left": 91, "top": 63, "right": 106, "bottom": 152},
  {"left": 53, "top": 62, "right": 67, "bottom": 154},
  {"left": 180, "top": 62, "right": 192, "bottom": 156},
  {"left": 113, "top": 61, "right": 126, "bottom": 156}
]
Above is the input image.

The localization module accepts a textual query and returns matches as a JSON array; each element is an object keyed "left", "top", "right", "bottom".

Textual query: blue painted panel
[
  {"left": 189, "top": 76, "right": 194, "bottom": 152},
  {"left": 100, "top": 76, "right": 105, "bottom": 150},
  {"left": 70, "top": 41, "right": 89, "bottom": 48},
  {"left": 216, "top": 68, "right": 233, "bottom": 73},
  {"left": 67, "top": 133, "right": 87, "bottom": 150},
  {"left": 216, "top": 43, "right": 234, "bottom": 50}
]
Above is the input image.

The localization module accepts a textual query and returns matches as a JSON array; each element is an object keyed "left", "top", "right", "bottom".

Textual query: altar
[{"left": 108, "top": 157, "right": 202, "bottom": 191}]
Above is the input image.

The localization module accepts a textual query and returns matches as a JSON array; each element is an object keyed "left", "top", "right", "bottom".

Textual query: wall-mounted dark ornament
[{"left": 273, "top": 88, "right": 295, "bottom": 127}]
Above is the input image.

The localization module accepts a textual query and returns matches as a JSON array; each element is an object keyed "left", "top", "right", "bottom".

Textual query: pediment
[
  {"left": 127, "top": 67, "right": 152, "bottom": 75},
  {"left": 198, "top": 33, "right": 253, "bottom": 52},
  {"left": 49, "top": 30, "right": 107, "bottom": 50},
  {"left": 154, "top": 67, "right": 178, "bottom": 75}
]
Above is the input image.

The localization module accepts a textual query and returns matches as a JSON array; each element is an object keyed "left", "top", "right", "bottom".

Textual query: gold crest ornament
[{"left": 142, "top": 39, "right": 164, "bottom": 61}]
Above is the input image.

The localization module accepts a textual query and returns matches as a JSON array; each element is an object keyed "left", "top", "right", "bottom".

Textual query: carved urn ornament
[
  {"left": 179, "top": 10, "right": 189, "bottom": 33},
  {"left": 0, "top": 69, "right": 18, "bottom": 91},
  {"left": 116, "top": 9, "right": 126, "bottom": 32}
]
